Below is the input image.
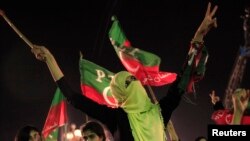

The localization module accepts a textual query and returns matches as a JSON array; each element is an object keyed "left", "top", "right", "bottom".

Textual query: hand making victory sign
[{"left": 193, "top": 2, "right": 218, "bottom": 42}]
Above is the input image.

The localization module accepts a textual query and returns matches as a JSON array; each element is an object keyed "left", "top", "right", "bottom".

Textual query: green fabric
[
  {"left": 178, "top": 43, "right": 208, "bottom": 93},
  {"left": 42, "top": 88, "right": 67, "bottom": 138},
  {"left": 109, "top": 16, "right": 161, "bottom": 67},
  {"left": 51, "top": 88, "right": 65, "bottom": 106},
  {"left": 195, "top": 46, "right": 208, "bottom": 77},
  {"left": 110, "top": 71, "right": 166, "bottom": 141},
  {"left": 45, "top": 128, "right": 58, "bottom": 141},
  {"left": 80, "top": 58, "right": 114, "bottom": 96}
]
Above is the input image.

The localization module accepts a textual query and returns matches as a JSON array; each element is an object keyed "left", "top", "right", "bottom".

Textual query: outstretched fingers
[
  {"left": 207, "top": 3, "right": 218, "bottom": 28},
  {"left": 211, "top": 6, "right": 218, "bottom": 17},
  {"left": 205, "top": 2, "right": 211, "bottom": 17},
  {"left": 209, "top": 90, "right": 214, "bottom": 98}
]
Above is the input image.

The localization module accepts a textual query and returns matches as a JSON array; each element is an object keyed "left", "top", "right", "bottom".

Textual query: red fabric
[
  {"left": 123, "top": 40, "right": 131, "bottom": 47},
  {"left": 81, "top": 85, "right": 117, "bottom": 108},
  {"left": 186, "top": 43, "right": 205, "bottom": 94},
  {"left": 119, "top": 52, "right": 177, "bottom": 86},
  {"left": 42, "top": 101, "right": 68, "bottom": 137},
  {"left": 211, "top": 109, "right": 250, "bottom": 125}
]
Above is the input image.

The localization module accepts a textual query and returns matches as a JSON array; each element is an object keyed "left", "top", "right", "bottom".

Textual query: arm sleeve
[
  {"left": 56, "top": 77, "right": 117, "bottom": 131},
  {"left": 159, "top": 76, "right": 184, "bottom": 125},
  {"left": 213, "top": 101, "right": 225, "bottom": 110},
  {"left": 160, "top": 42, "right": 207, "bottom": 124}
]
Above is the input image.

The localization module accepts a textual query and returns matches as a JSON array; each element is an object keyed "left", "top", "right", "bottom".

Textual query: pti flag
[
  {"left": 42, "top": 88, "right": 68, "bottom": 139},
  {"left": 79, "top": 56, "right": 117, "bottom": 108},
  {"left": 108, "top": 16, "right": 177, "bottom": 86}
]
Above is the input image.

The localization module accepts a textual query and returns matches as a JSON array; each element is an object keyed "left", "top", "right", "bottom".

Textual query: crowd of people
[
  {"left": 9, "top": 2, "right": 250, "bottom": 141},
  {"left": 14, "top": 121, "right": 110, "bottom": 141}
]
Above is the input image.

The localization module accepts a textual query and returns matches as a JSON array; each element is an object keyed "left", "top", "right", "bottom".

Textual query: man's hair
[
  {"left": 15, "top": 125, "right": 40, "bottom": 141},
  {"left": 195, "top": 136, "right": 207, "bottom": 141},
  {"left": 81, "top": 121, "right": 106, "bottom": 141}
]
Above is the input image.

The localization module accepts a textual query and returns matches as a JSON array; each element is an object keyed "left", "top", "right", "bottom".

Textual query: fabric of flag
[
  {"left": 178, "top": 41, "right": 208, "bottom": 94},
  {"left": 42, "top": 88, "right": 68, "bottom": 139},
  {"left": 44, "top": 128, "right": 59, "bottom": 141},
  {"left": 79, "top": 57, "right": 117, "bottom": 108},
  {"left": 211, "top": 109, "right": 250, "bottom": 125},
  {"left": 108, "top": 16, "right": 177, "bottom": 86}
]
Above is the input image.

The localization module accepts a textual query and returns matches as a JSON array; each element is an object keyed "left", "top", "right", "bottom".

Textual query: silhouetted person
[{"left": 15, "top": 125, "right": 43, "bottom": 141}]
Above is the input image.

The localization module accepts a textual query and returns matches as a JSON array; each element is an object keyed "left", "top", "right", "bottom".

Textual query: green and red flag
[
  {"left": 178, "top": 42, "right": 208, "bottom": 94},
  {"left": 108, "top": 16, "right": 177, "bottom": 86},
  {"left": 44, "top": 129, "right": 59, "bottom": 141},
  {"left": 42, "top": 88, "right": 68, "bottom": 139},
  {"left": 79, "top": 56, "right": 117, "bottom": 108}
]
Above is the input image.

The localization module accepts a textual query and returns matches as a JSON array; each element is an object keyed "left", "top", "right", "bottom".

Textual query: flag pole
[
  {"left": 142, "top": 69, "right": 158, "bottom": 104},
  {"left": 142, "top": 62, "right": 181, "bottom": 141},
  {"left": 63, "top": 123, "right": 68, "bottom": 141},
  {"left": 146, "top": 85, "right": 158, "bottom": 103},
  {"left": 143, "top": 70, "right": 180, "bottom": 141},
  {"left": 79, "top": 51, "right": 89, "bottom": 123},
  {"left": 0, "top": 9, "right": 34, "bottom": 48}
]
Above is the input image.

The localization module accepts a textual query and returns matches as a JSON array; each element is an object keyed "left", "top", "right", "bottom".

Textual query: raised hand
[
  {"left": 209, "top": 90, "right": 220, "bottom": 105},
  {"left": 232, "top": 89, "right": 250, "bottom": 114},
  {"left": 31, "top": 45, "right": 64, "bottom": 81},
  {"left": 31, "top": 45, "right": 52, "bottom": 62},
  {"left": 193, "top": 2, "right": 218, "bottom": 42},
  {"left": 231, "top": 89, "right": 250, "bottom": 124}
]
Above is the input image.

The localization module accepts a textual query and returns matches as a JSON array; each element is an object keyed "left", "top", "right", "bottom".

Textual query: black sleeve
[
  {"left": 159, "top": 42, "right": 206, "bottom": 125},
  {"left": 56, "top": 77, "right": 117, "bottom": 132},
  {"left": 159, "top": 76, "right": 184, "bottom": 125},
  {"left": 213, "top": 101, "right": 225, "bottom": 111}
]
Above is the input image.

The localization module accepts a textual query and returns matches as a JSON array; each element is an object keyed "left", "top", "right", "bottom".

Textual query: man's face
[
  {"left": 29, "top": 130, "right": 42, "bottom": 141},
  {"left": 82, "top": 130, "right": 103, "bottom": 141}
]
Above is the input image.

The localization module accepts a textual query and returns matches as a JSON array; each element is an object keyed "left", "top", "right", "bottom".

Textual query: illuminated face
[
  {"left": 29, "top": 130, "right": 42, "bottom": 141},
  {"left": 82, "top": 130, "right": 103, "bottom": 141}
]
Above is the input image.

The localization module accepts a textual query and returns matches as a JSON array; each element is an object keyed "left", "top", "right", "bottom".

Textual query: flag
[
  {"left": 178, "top": 41, "right": 208, "bottom": 94},
  {"left": 79, "top": 56, "right": 117, "bottom": 108},
  {"left": 44, "top": 129, "right": 59, "bottom": 141},
  {"left": 108, "top": 16, "right": 177, "bottom": 86},
  {"left": 42, "top": 88, "right": 68, "bottom": 139}
]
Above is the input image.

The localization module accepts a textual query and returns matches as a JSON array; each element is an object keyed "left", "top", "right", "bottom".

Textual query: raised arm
[
  {"left": 192, "top": 2, "right": 218, "bottom": 42},
  {"left": 209, "top": 90, "right": 220, "bottom": 105},
  {"left": 209, "top": 90, "right": 225, "bottom": 110},
  {"left": 160, "top": 2, "right": 219, "bottom": 123},
  {"left": 231, "top": 89, "right": 250, "bottom": 124},
  {"left": 31, "top": 45, "right": 64, "bottom": 81},
  {"left": 31, "top": 45, "right": 118, "bottom": 131}
]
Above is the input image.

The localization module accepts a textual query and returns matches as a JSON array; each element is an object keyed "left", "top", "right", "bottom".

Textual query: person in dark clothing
[{"left": 31, "top": 2, "right": 217, "bottom": 141}]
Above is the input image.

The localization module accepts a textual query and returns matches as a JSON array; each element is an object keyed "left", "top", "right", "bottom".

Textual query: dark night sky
[{"left": 0, "top": 0, "right": 250, "bottom": 141}]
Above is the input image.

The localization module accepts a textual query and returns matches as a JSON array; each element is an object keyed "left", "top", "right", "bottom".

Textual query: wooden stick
[{"left": 0, "top": 9, "right": 33, "bottom": 48}]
